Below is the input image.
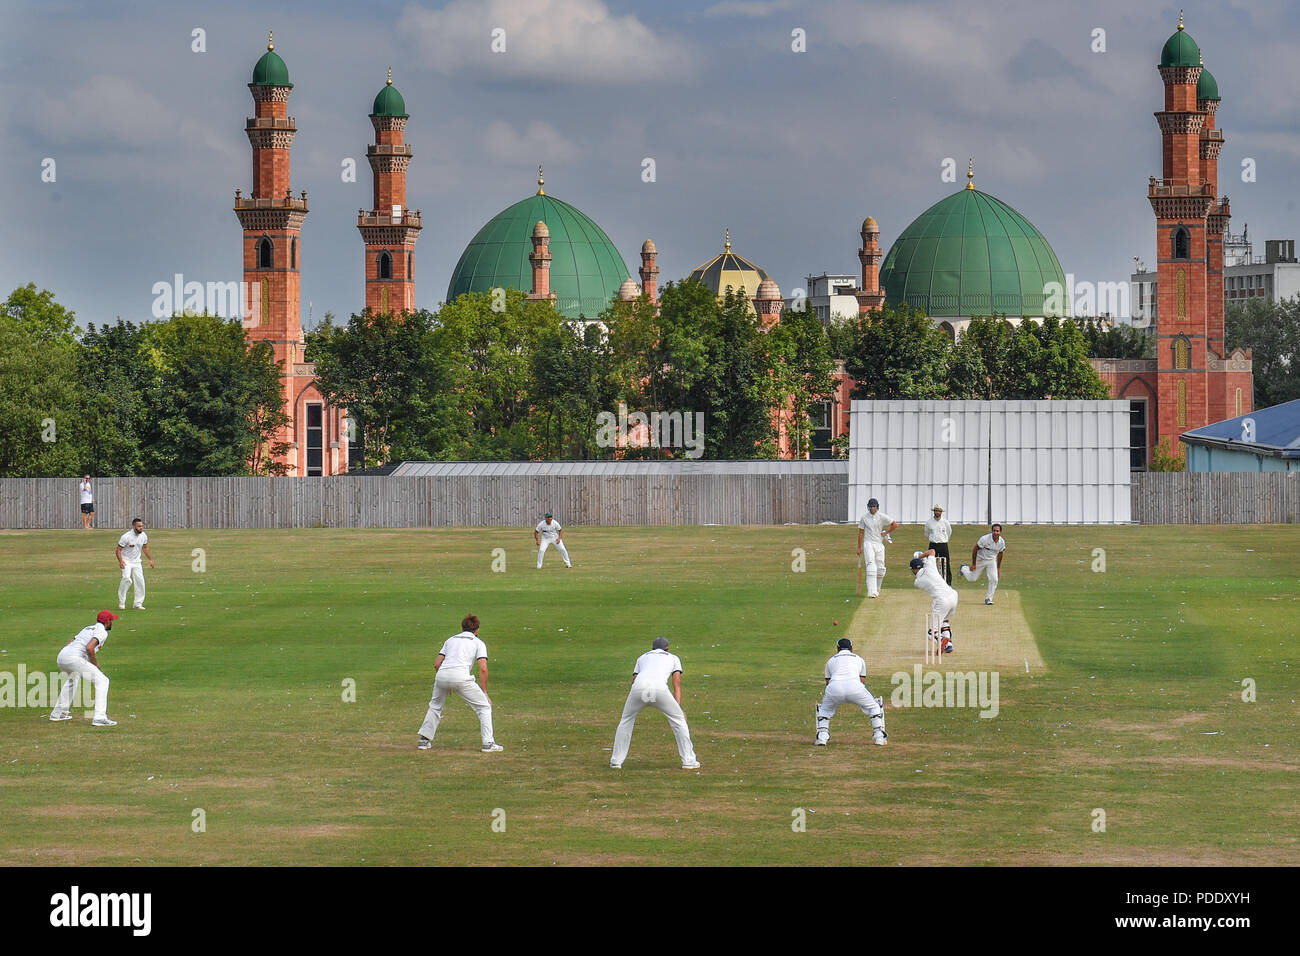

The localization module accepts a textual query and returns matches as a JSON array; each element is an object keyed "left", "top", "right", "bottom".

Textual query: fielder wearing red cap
[{"left": 50, "top": 612, "right": 118, "bottom": 726}]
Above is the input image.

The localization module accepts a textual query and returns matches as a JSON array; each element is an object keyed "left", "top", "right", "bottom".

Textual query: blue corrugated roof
[{"left": 1181, "top": 399, "right": 1300, "bottom": 457}]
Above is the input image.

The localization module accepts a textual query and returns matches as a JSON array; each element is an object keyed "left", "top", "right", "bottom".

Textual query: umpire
[{"left": 925, "top": 504, "right": 953, "bottom": 584}]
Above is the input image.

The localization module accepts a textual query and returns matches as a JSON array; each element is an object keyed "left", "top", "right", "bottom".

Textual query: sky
[{"left": 2, "top": 0, "right": 1298, "bottom": 329}]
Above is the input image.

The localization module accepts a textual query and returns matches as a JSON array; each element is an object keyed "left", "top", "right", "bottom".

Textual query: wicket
[{"left": 924, "top": 610, "right": 943, "bottom": 665}]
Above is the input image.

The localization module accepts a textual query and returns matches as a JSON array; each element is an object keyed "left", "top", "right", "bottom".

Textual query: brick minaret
[
  {"left": 639, "top": 239, "right": 659, "bottom": 306},
  {"left": 1198, "top": 54, "right": 1228, "bottom": 365},
  {"left": 754, "top": 278, "right": 783, "bottom": 331},
  {"left": 234, "top": 34, "right": 346, "bottom": 475},
  {"left": 855, "top": 216, "right": 885, "bottom": 313},
  {"left": 358, "top": 69, "right": 421, "bottom": 315},
  {"left": 527, "top": 220, "right": 555, "bottom": 302},
  {"left": 1151, "top": 14, "right": 1213, "bottom": 441}
]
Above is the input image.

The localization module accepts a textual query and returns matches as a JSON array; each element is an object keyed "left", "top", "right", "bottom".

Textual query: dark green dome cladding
[
  {"left": 880, "top": 188, "right": 1067, "bottom": 318},
  {"left": 1197, "top": 66, "right": 1220, "bottom": 101},
  {"left": 447, "top": 194, "right": 631, "bottom": 319},
  {"left": 1160, "top": 27, "right": 1200, "bottom": 68},
  {"left": 372, "top": 83, "right": 408, "bottom": 117},
  {"left": 252, "top": 50, "right": 292, "bottom": 87}
]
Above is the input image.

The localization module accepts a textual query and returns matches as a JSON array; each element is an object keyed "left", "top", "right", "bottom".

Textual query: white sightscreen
[{"left": 848, "top": 400, "right": 1131, "bottom": 525}]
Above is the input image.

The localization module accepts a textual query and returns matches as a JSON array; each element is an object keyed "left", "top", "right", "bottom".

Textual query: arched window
[
  {"left": 1172, "top": 227, "right": 1190, "bottom": 260},
  {"left": 379, "top": 252, "right": 392, "bottom": 280},
  {"left": 258, "top": 237, "right": 272, "bottom": 269},
  {"left": 1173, "top": 336, "right": 1191, "bottom": 370},
  {"left": 291, "top": 238, "right": 297, "bottom": 270},
  {"left": 938, "top": 321, "right": 956, "bottom": 340}
]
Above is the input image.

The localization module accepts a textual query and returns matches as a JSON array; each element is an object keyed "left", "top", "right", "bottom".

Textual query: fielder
[
  {"left": 417, "top": 615, "right": 504, "bottom": 753},
  {"left": 50, "top": 610, "right": 119, "bottom": 726},
  {"left": 534, "top": 512, "right": 571, "bottom": 569},
  {"left": 910, "top": 549, "right": 957, "bottom": 654},
  {"left": 815, "top": 638, "right": 887, "bottom": 746},
  {"left": 960, "top": 524, "right": 1007, "bottom": 605},
  {"left": 856, "top": 497, "right": 897, "bottom": 598},
  {"left": 116, "top": 518, "right": 154, "bottom": 610},
  {"left": 610, "top": 636, "right": 700, "bottom": 770}
]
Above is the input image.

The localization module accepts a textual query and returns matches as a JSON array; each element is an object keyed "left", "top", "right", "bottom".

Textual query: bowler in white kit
[
  {"left": 417, "top": 615, "right": 504, "bottom": 753},
  {"left": 910, "top": 549, "right": 958, "bottom": 653},
  {"left": 856, "top": 497, "right": 897, "bottom": 598},
  {"left": 50, "top": 610, "right": 120, "bottom": 726},
  {"left": 815, "top": 638, "right": 887, "bottom": 746},
  {"left": 960, "top": 524, "right": 1007, "bottom": 605},
  {"left": 115, "top": 518, "right": 154, "bottom": 610},
  {"left": 534, "top": 512, "right": 571, "bottom": 569},
  {"left": 610, "top": 636, "right": 700, "bottom": 770}
]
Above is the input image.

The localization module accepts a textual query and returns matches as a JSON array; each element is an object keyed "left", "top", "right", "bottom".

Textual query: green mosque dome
[
  {"left": 446, "top": 179, "right": 631, "bottom": 320},
  {"left": 1159, "top": 19, "right": 1200, "bottom": 68},
  {"left": 1197, "top": 65, "right": 1220, "bottom": 101},
  {"left": 372, "top": 70, "right": 408, "bottom": 117},
  {"left": 880, "top": 184, "right": 1067, "bottom": 319},
  {"left": 252, "top": 34, "right": 292, "bottom": 87}
]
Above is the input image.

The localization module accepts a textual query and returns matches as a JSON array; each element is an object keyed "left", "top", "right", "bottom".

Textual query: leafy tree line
[
  {"left": 1226, "top": 297, "right": 1300, "bottom": 409},
  {"left": 1, "top": 285, "right": 286, "bottom": 477}
]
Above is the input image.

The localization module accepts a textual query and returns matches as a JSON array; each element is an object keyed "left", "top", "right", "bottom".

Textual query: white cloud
[
  {"left": 703, "top": 0, "right": 798, "bottom": 16},
  {"left": 481, "top": 120, "right": 579, "bottom": 164},
  {"left": 398, "top": 0, "right": 692, "bottom": 84}
]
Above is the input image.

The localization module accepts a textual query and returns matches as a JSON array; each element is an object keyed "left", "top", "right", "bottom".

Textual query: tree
[
  {"left": 0, "top": 285, "right": 85, "bottom": 476},
  {"left": 1226, "top": 297, "right": 1300, "bottom": 409},
  {"left": 766, "top": 305, "right": 837, "bottom": 458},
  {"left": 843, "top": 303, "right": 949, "bottom": 399},
  {"left": 1005, "top": 317, "right": 1110, "bottom": 399},
  {"left": 530, "top": 319, "right": 615, "bottom": 459},
  {"left": 306, "top": 308, "right": 443, "bottom": 467},
  {"left": 78, "top": 320, "right": 145, "bottom": 475},
  {"left": 135, "top": 313, "right": 290, "bottom": 475},
  {"left": 947, "top": 315, "right": 1015, "bottom": 399},
  {"left": 1075, "top": 316, "right": 1154, "bottom": 359}
]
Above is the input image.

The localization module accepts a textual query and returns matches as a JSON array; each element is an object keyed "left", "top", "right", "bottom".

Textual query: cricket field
[{"left": 0, "top": 525, "right": 1295, "bottom": 866}]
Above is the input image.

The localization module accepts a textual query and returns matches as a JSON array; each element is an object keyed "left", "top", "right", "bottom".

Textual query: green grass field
[{"left": 1, "top": 525, "right": 1296, "bottom": 866}]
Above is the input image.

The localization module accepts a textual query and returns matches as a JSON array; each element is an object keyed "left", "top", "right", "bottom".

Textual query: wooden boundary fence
[{"left": 1, "top": 471, "right": 1295, "bottom": 528}]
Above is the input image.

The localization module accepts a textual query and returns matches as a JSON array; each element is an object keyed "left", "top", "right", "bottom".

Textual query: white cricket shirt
[
  {"left": 437, "top": 631, "right": 488, "bottom": 676},
  {"left": 975, "top": 533, "right": 1006, "bottom": 564},
  {"left": 824, "top": 650, "right": 867, "bottom": 682},
  {"left": 536, "top": 519, "right": 562, "bottom": 541},
  {"left": 80, "top": 482, "right": 93, "bottom": 505},
  {"left": 632, "top": 648, "right": 683, "bottom": 686},
  {"left": 913, "top": 555, "right": 957, "bottom": 600},
  {"left": 64, "top": 623, "right": 108, "bottom": 657},
  {"left": 924, "top": 516, "right": 951, "bottom": 543},
  {"left": 857, "top": 510, "right": 894, "bottom": 545},
  {"left": 118, "top": 529, "right": 147, "bottom": 563}
]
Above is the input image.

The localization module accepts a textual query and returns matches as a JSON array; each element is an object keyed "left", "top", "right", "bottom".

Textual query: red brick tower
[
  {"left": 235, "top": 34, "right": 346, "bottom": 475},
  {"left": 358, "top": 69, "right": 421, "bottom": 315},
  {"left": 855, "top": 216, "right": 885, "bottom": 313},
  {"left": 1150, "top": 15, "right": 1251, "bottom": 443},
  {"left": 639, "top": 239, "right": 659, "bottom": 307},
  {"left": 528, "top": 218, "right": 556, "bottom": 302}
]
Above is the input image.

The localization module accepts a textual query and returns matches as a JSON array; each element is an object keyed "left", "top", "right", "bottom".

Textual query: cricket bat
[{"left": 856, "top": 552, "right": 863, "bottom": 595}]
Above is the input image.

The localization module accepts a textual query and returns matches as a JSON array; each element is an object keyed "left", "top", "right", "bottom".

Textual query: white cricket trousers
[
  {"left": 419, "top": 671, "right": 495, "bottom": 746},
  {"left": 864, "top": 542, "right": 886, "bottom": 597},
  {"left": 816, "top": 680, "right": 884, "bottom": 743},
  {"left": 52, "top": 649, "right": 109, "bottom": 721},
  {"left": 611, "top": 683, "right": 697, "bottom": 767},
  {"left": 931, "top": 587, "right": 959, "bottom": 622},
  {"left": 118, "top": 561, "right": 145, "bottom": 607},
  {"left": 537, "top": 538, "right": 570, "bottom": 568},
  {"left": 961, "top": 559, "right": 999, "bottom": 601}
]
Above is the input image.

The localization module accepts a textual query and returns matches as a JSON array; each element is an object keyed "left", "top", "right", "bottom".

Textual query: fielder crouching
[{"left": 815, "top": 638, "right": 887, "bottom": 747}]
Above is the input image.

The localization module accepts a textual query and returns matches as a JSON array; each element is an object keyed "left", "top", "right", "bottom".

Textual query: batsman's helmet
[
  {"left": 909, "top": 557, "right": 925, "bottom": 571},
  {"left": 837, "top": 638, "right": 853, "bottom": 651}
]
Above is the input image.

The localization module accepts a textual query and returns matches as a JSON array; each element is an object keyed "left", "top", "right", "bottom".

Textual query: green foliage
[
  {"left": 1149, "top": 435, "right": 1186, "bottom": 472},
  {"left": 766, "top": 305, "right": 837, "bottom": 458},
  {"left": 1075, "top": 316, "right": 1154, "bottom": 359},
  {"left": 78, "top": 320, "right": 144, "bottom": 476},
  {"left": 1226, "top": 297, "right": 1300, "bottom": 408},
  {"left": 843, "top": 303, "right": 950, "bottom": 399},
  {"left": 135, "top": 313, "right": 290, "bottom": 476}
]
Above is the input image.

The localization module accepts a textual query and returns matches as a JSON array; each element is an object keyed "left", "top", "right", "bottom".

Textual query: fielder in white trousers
[
  {"left": 612, "top": 684, "right": 697, "bottom": 768},
  {"left": 419, "top": 672, "right": 495, "bottom": 747},
  {"left": 817, "top": 682, "right": 886, "bottom": 744},
  {"left": 53, "top": 647, "right": 110, "bottom": 722},
  {"left": 118, "top": 562, "right": 145, "bottom": 609},
  {"left": 863, "top": 542, "right": 886, "bottom": 598},
  {"left": 537, "top": 538, "right": 571, "bottom": 569}
]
